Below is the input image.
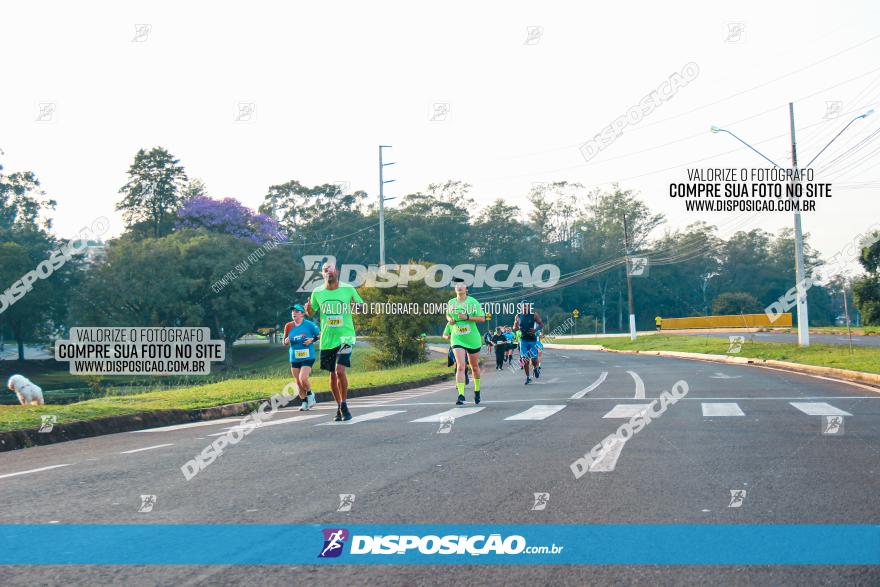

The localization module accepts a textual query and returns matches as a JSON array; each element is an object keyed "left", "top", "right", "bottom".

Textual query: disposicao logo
[
  {"left": 318, "top": 528, "right": 349, "bottom": 558},
  {"left": 297, "top": 255, "right": 560, "bottom": 292}
]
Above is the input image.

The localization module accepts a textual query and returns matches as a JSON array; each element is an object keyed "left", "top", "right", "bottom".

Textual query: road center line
[
  {"left": 0, "top": 463, "right": 72, "bottom": 480},
  {"left": 120, "top": 444, "right": 175, "bottom": 454}
]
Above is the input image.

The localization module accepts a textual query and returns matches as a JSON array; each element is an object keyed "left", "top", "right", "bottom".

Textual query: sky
[{"left": 1, "top": 0, "right": 879, "bottom": 274}]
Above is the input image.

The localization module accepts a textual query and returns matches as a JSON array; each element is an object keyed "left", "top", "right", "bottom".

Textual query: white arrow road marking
[
  {"left": 317, "top": 410, "right": 405, "bottom": 426},
  {"left": 571, "top": 372, "right": 608, "bottom": 399},
  {"left": 789, "top": 402, "right": 852, "bottom": 416},
  {"left": 603, "top": 404, "right": 651, "bottom": 419},
  {"left": 588, "top": 438, "right": 627, "bottom": 472},
  {"left": 709, "top": 373, "right": 742, "bottom": 379},
  {"left": 627, "top": 371, "right": 645, "bottom": 399},
  {"left": 701, "top": 402, "right": 745, "bottom": 417},
  {"left": 505, "top": 405, "right": 566, "bottom": 421},
  {"left": 0, "top": 463, "right": 72, "bottom": 480},
  {"left": 120, "top": 443, "right": 174, "bottom": 454},
  {"left": 411, "top": 407, "right": 484, "bottom": 423}
]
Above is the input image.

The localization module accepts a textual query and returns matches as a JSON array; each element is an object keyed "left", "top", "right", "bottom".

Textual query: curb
[
  {"left": 0, "top": 373, "right": 454, "bottom": 453},
  {"left": 544, "top": 344, "right": 880, "bottom": 389}
]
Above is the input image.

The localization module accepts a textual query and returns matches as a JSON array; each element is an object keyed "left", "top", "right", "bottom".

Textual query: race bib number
[
  {"left": 456, "top": 324, "right": 472, "bottom": 335},
  {"left": 294, "top": 349, "right": 310, "bottom": 359},
  {"left": 326, "top": 315, "right": 343, "bottom": 327}
]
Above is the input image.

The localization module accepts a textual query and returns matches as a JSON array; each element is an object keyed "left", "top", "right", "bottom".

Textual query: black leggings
[{"left": 494, "top": 349, "right": 506, "bottom": 368}]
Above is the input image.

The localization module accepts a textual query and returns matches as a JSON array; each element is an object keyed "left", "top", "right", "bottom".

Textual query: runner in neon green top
[
  {"left": 305, "top": 261, "right": 365, "bottom": 421},
  {"left": 445, "top": 278, "right": 485, "bottom": 406}
]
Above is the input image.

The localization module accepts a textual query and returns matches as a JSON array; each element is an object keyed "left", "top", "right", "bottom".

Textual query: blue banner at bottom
[{"left": 0, "top": 524, "right": 878, "bottom": 565}]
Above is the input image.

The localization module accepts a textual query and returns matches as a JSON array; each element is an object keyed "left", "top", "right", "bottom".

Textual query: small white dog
[{"left": 7, "top": 374, "right": 45, "bottom": 406}]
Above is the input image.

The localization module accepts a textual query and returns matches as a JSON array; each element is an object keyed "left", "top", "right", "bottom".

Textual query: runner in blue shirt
[{"left": 282, "top": 303, "right": 321, "bottom": 410}]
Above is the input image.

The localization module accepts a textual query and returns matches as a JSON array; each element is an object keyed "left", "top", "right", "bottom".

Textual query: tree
[
  {"left": 711, "top": 292, "right": 762, "bottom": 316},
  {"left": 853, "top": 229, "right": 880, "bottom": 325},
  {"left": 472, "top": 199, "right": 537, "bottom": 265},
  {"left": 181, "top": 178, "right": 208, "bottom": 201},
  {"left": 580, "top": 185, "right": 664, "bottom": 332},
  {"left": 386, "top": 191, "right": 473, "bottom": 266},
  {"left": 117, "top": 147, "right": 188, "bottom": 238},
  {"left": 69, "top": 230, "right": 298, "bottom": 364},
  {"left": 854, "top": 276, "right": 880, "bottom": 325},
  {"left": 0, "top": 160, "right": 71, "bottom": 359},
  {"left": 176, "top": 196, "right": 283, "bottom": 243},
  {"left": 356, "top": 274, "right": 448, "bottom": 366}
]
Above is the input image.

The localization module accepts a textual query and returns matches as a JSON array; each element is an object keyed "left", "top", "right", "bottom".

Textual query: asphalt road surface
[{"left": 2, "top": 349, "right": 879, "bottom": 586}]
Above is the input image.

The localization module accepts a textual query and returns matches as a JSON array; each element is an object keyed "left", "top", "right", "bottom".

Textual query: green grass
[
  {"left": 807, "top": 326, "right": 880, "bottom": 336},
  {"left": 1, "top": 343, "right": 356, "bottom": 405},
  {"left": 0, "top": 353, "right": 450, "bottom": 433},
  {"left": 560, "top": 334, "right": 880, "bottom": 375}
]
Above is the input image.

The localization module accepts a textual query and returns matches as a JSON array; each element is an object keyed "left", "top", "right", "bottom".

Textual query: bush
[{"left": 356, "top": 271, "right": 449, "bottom": 367}]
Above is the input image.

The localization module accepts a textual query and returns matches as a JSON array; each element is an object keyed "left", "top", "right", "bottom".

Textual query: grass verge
[
  {"left": 0, "top": 355, "right": 449, "bottom": 433},
  {"left": 560, "top": 334, "right": 880, "bottom": 375}
]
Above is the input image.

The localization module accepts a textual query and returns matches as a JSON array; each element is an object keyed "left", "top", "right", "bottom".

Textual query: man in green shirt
[
  {"left": 445, "top": 278, "right": 486, "bottom": 406},
  {"left": 305, "top": 261, "right": 365, "bottom": 421}
]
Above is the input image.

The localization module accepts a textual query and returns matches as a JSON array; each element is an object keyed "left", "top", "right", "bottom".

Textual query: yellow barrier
[{"left": 660, "top": 313, "right": 792, "bottom": 329}]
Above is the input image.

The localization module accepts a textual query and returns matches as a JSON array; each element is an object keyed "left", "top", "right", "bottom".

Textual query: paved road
[{"left": 1, "top": 349, "right": 879, "bottom": 585}]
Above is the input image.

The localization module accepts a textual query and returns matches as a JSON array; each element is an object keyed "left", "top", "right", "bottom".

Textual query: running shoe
[
  {"left": 524, "top": 377, "right": 532, "bottom": 385},
  {"left": 341, "top": 405, "right": 353, "bottom": 421},
  {"left": 299, "top": 399, "right": 309, "bottom": 411},
  {"left": 535, "top": 366, "right": 541, "bottom": 379},
  {"left": 474, "top": 391, "right": 481, "bottom": 405},
  {"left": 334, "top": 407, "right": 343, "bottom": 422},
  {"left": 306, "top": 393, "right": 317, "bottom": 408},
  {"left": 456, "top": 395, "right": 466, "bottom": 405}
]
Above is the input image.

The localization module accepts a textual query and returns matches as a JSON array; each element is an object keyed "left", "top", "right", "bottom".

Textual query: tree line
[{"left": 1, "top": 146, "right": 877, "bottom": 363}]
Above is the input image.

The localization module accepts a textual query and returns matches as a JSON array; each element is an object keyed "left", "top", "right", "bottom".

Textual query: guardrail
[{"left": 661, "top": 313, "right": 792, "bottom": 329}]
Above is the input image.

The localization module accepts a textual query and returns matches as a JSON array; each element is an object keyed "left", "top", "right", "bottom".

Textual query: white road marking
[
  {"left": 570, "top": 372, "right": 608, "bottom": 399},
  {"left": 588, "top": 438, "right": 627, "bottom": 472},
  {"left": 627, "top": 371, "right": 645, "bottom": 399},
  {"left": 789, "top": 402, "right": 852, "bottom": 416},
  {"left": 603, "top": 404, "right": 651, "bottom": 419},
  {"left": 701, "top": 402, "right": 745, "bottom": 417},
  {"left": 411, "top": 407, "right": 484, "bottom": 422},
  {"left": 209, "top": 414, "right": 326, "bottom": 435},
  {"left": 0, "top": 463, "right": 72, "bottom": 480},
  {"left": 119, "top": 443, "right": 174, "bottom": 454},
  {"left": 130, "top": 417, "right": 243, "bottom": 433},
  {"left": 505, "top": 405, "right": 566, "bottom": 421},
  {"left": 709, "top": 373, "right": 742, "bottom": 379},
  {"left": 317, "top": 410, "right": 405, "bottom": 426},
  {"left": 532, "top": 376, "right": 561, "bottom": 385}
]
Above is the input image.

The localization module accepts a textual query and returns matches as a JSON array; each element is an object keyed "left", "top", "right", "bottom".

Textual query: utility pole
[
  {"left": 623, "top": 213, "right": 637, "bottom": 341},
  {"left": 789, "top": 103, "right": 810, "bottom": 347},
  {"left": 712, "top": 105, "right": 871, "bottom": 347},
  {"left": 842, "top": 283, "right": 854, "bottom": 354},
  {"left": 378, "top": 145, "right": 396, "bottom": 267}
]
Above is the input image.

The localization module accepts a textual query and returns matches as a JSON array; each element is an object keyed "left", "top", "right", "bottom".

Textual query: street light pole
[
  {"left": 710, "top": 106, "right": 873, "bottom": 347},
  {"left": 788, "top": 102, "right": 810, "bottom": 347},
  {"left": 623, "top": 213, "right": 637, "bottom": 341}
]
